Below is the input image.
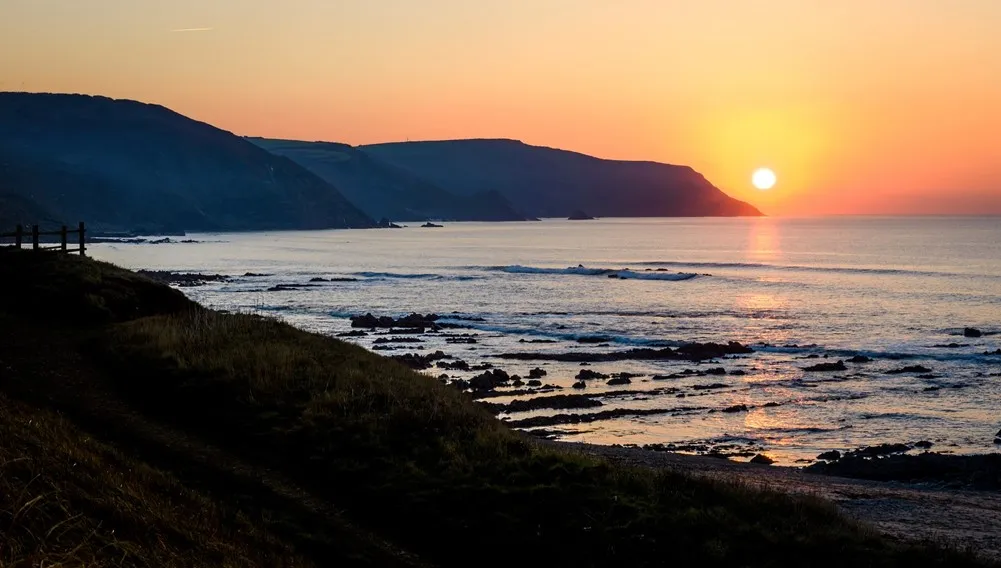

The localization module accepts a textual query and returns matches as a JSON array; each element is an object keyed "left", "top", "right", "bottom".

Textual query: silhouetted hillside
[
  {"left": 362, "top": 139, "right": 763, "bottom": 218},
  {"left": 252, "top": 138, "right": 530, "bottom": 222},
  {"left": 0, "top": 93, "right": 374, "bottom": 233}
]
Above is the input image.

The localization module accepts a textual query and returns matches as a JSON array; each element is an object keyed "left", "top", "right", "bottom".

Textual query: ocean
[{"left": 90, "top": 216, "right": 1001, "bottom": 465}]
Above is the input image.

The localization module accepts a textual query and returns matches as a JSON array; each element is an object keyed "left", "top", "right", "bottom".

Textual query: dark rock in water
[
  {"left": 498, "top": 341, "right": 753, "bottom": 363},
  {"left": 847, "top": 355, "right": 873, "bottom": 364},
  {"left": 470, "top": 363, "right": 494, "bottom": 371},
  {"left": 267, "top": 283, "right": 322, "bottom": 292},
  {"left": 995, "top": 438, "right": 1001, "bottom": 445},
  {"left": 391, "top": 351, "right": 450, "bottom": 370},
  {"left": 526, "top": 379, "right": 542, "bottom": 387},
  {"left": 803, "top": 360, "right": 847, "bottom": 372},
  {"left": 851, "top": 443, "right": 911, "bottom": 458},
  {"left": 577, "top": 336, "right": 613, "bottom": 344},
  {"left": 923, "top": 386, "right": 941, "bottom": 392},
  {"left": 527, "top": 367, "right": 547, "bottom": 379},
  {"left": 762, "top": 402, "right": 781, "bottom": 408},
  {"left": 805, "top": 452, "right": 1001, "bottom": 490},
  {"left": 421, "top": 222, "right": 444, "bottom": 228},
  {"left": 606, "top": 377, "right": 632, "bottom": 386},
  {"left": 914, "top": 440, "right": 934, "bottom": 449},
  {"left": 446, "top": 336, "right": 478, "bottom": 344},
  {"left": 652, "top": 374, "right": 682, "bottom": 381},
  {"left": 469, "top": 369, "right": 511, "bottom": 391},
  {"left": 996, "top": 429, "right": 1001, "bottom": 438},
  {"left": 378, "top": 217, "right": 403, "bottom": 229},
  {"left": 614, "top": 372, "right": 643, "bottom": 379},
  {"left": 885, "top": 365, "right": 932, "bottom": 375},
  {"left": 512, "top": 379, "right": 524, "bottom": 387},
  {"left": 450, "top": 379, "right": 470, "bottom": 391},
  {"left": 750, "top": 454, "right": 774, "bottom": 465},
  {"left": 729, "top": 370, "right": 747, "bottom": 376},
  {"left": 572, "top": 381, "right": 587, "bottom": 389},
  {"left": 676, "top": 341, "right": 754, "bottom": 359},
  {"left": 817, "top": 450, "right": 842, "bottom": 461},
  {"left": 336, "top": 330, "right": 368, "bottom": 337},
  {"left": 568, "top": 210, "right": 595, "bottom": 220},
  {"left": 722, "top": 404, "right": 749, "bottom": 413},
  {"left": 373, "top": 337, "right": 424, "bottom": 344},
  {"left": 437, "top": 360, "right": 470, "bottom": 371},
  {"left": 519, "top": 339, "right": 557, "bottom": 344},
  {"left": 576, "top": 369, "right": 609, "bottom": 381},
  {"left": 481, "top": 393, "right": 602, "bottom": 414},
  {"left": 438, "top": 374, "right": 449, "bottom": 381},
  {"left": 310, "top": 277, "right": 329, "bottom": 282},
  {"left": 351, "top": 312, "right": 446, "bottom": 329},
  {"left": 692, "top": 383, "right": 728, "bottom": 391},
  {"left": 934, "top": 343, "right": 968, "bottom": 349},
  {"left": 964, "top": 327, "right": 983, "bottom": 338},
  {"left": 243, "top": 272, "right": 270, "bottom": 277},
  {"left": 705, "top": 367, "right": 727, "bottom": 375},
  {"left": 138, "top": 270, "right": 229, "bottom": 287}
]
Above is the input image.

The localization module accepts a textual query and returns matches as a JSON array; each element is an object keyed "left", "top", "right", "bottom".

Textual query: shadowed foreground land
[{"left": 0, "top": 249, "right": 993, "bottom": 567}]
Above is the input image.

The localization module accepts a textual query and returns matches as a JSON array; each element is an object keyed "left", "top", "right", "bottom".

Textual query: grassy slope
[{"left": 0, "top": 249, "right": 991, "bottom": 567}]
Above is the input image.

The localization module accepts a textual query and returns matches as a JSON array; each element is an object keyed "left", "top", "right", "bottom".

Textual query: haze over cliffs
[
  {"left": 252, "top": 138, "right": 529, "bottom": 222},
  {"left": 362, "top": 139, "right": 762, "bottom": 218},
  {"left": 0, "top": 92, "right": 760, "bottom": 233},
  {"left": 0, "top": 93, "right": 373, "bottom": 232}
]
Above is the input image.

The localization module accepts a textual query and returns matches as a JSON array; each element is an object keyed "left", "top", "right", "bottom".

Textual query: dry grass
[{"left": 0, "top": 392, "right": 309, "bottom": 567}]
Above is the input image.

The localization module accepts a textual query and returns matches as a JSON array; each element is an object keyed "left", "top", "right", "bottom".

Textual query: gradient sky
[{"left": 2, "top": 0, "right": 1000, "bottom": 215}]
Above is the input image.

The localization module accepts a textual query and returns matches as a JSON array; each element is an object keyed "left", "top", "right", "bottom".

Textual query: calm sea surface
[{"left": 90, "top": 217, "right": 1001, "bottom": 465}]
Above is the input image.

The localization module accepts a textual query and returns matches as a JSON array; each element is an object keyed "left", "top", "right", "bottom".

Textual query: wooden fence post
[
  {"left": 78, "top": 222, "right": 86, "bottom": 256},
  {"left": 15, "top": 225, "right": 22, "bottom": 249},
  {"left": 32, "top": 225, "right": 39, "bottom": 251},
  {"left": 61, "top": 225, "right": 68, "bottom": 252}
]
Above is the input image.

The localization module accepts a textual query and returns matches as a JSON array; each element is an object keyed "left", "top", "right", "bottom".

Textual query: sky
[{"left": 2, "top": 0, "right": 1000, "bottom": 216}]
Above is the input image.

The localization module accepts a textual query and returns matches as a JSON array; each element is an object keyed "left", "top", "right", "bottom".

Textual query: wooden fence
[{"left": 0, "top": 222, "right": 86, "bottom": 256}]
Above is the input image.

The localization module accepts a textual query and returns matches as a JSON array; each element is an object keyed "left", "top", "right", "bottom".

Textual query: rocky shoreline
[
  {"left": 126, "top": 272, "right": 1001, "bottom": 479},
  {"left": 546, "top": 439, "right": 1001, "bottom": 560}
]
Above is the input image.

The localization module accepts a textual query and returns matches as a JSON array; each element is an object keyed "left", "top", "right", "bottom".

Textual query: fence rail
[{"left": 0, "top": 222, "right": 86, "bottom": 255}]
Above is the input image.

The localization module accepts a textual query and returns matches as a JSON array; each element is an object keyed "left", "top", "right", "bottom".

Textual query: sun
[{"left": 752, "top": 168, "right": 777, "bottom": 190}]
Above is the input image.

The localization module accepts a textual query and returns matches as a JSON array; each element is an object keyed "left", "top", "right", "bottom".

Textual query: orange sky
[{"left": 2, "top": 0, "right": 1000, "bottom": 215}]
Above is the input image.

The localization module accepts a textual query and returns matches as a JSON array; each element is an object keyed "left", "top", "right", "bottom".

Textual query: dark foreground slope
[
  {"left": 253, "top": 138, "right": 529, "bottom": 222},
  {"left": 0, "top": 93, "right": 374, "bottom": 233},
  {"left": 0, "top": 250, "right": 988, "bottom": 567},
  {"left": 362, "top": 139, "right": 763, "bottom": 218}
]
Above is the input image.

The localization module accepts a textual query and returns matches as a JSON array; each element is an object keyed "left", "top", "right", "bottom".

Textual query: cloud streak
[{"left": 170, "top": 27, "right": 214, "bottom": 33}]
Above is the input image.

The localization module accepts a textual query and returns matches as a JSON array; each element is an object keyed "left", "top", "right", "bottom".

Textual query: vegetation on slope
[{"left": 0, "top": 249, "right": 991, "bottom": 567}]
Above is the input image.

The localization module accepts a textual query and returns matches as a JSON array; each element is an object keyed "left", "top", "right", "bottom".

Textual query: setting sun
[{"left": 752, "top": 168, "right": 777, "bottom": 190}]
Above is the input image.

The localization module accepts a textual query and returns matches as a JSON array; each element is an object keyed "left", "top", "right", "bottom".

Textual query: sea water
[{"left": 90, "top": 216, "right": 1001, "bottom": 464}]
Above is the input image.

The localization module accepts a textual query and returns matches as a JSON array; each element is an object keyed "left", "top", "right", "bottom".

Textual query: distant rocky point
[{"left": 361, "top": 138, "right": 763, "bottom": 218}]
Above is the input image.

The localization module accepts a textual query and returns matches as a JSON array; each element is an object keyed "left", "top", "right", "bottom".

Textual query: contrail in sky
[{"left": 170, "top": 27, "right": 214, "bottom": 32}]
